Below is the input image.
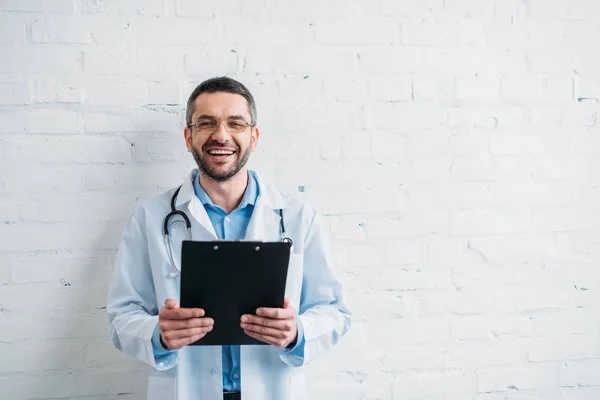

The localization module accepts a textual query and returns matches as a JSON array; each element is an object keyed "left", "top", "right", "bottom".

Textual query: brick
[
  {"left": 84, "top": 47, "right": 136, "bottom": 74},
  {"left": 531, "top": 207, "right": 599, "bottom": 232},
  {"left": 0, "top": 15, "right": 28, "bottom": 42},
  {"left": 451, "top": 313, "right": 533, "bottom": 340},
  {"left": 528, "top": 336, "right": 600, "bottom": 362},
  {"left": 561, "top": 360, "right": 600, "bottom": 387},
  {"left": 412, "top": 75, "right": 456, "bottom": 102},
  {"left": 176, "top": 0, "right": 242, "bottom": 17},
  {"left": 451, "top": 208, "right": 531, "bottom": 235},
  {"left": 365, "top": 0, "right": 444, "bottom": 17},
  {"left": 366, "top": 211, "right": 450, "bottom": 238},
  {"left": 245, "top": 46, "right": 358, "bottom": 75},
  {"left": 0, "top": 46, "right": 81, "bottom": 73},
  {"left": 501, "top": 75, "right": 573, "bottom": 103},
  {"left": 371, "top": 131, "right": 406, "bottom": 160},
  {"left": 446, "top": 341, "right": 524, "bottom": 368},
  {"left": 130, "top": 18, "right": 218, "bottom": 45},
  {"left": 370, "top": 103, "right": 447, "bottom": 130},
  {"left": 82, "top": 0, "right": 165, "bottom": 16},
  {"left": 0, "top": 372, "right": 77, "bottom": 399},
  {"left": 566, "top": 0, "right": 600, "bottom": 19},
  {"left": 367, "top": 75, "right": 411, "bottom": 102},
  {"left": 528, "top": 0, "right": 568, "bottom": 18},
  {"left": 135, "top": 47, "right": 185, "bottom": 80},
  {"left": 489, "top": 131, "right": 566, "bottom": 155},
  {"left": 477, "top": 365, "right": 559, "bottom": 392},
  {"left": 37, "top": 75, "right": 84, "bottom": 103},
  {"left": 402, "top": 18, "right": 485, "bottom": 46},
  {"left": 456, "top": 76, "right": 500, "bottom": 103},
  {"left": 266, "top": 0, "right": 361, "bottom": 18},
  {"left": 359, "top": 47, "right": 446, "bottom": 74},
  {"left": 31, "top": 16, "right": 92, "bottom": 43},
  {"left": 444, "top": 47, "right": 528, "bottom": 76},
  {"left": 575, "top": 76, "right": 600, "bottom": 99},
  {"left": 392, "top": 371, "right": 475, "bottom": 398},
  {"left": 223, "top": 20, "right": 315, "bottom": 46},
  {"left": 404, "top": 182, "right": 493, "bottom": 210},
  {"left": 369, "top": 269, "right": 454, "bottom": 291},
  {"left": 315, "top": 19, "right": 400, "bottom": 45},
  {"left": 147, "top": 81, "right": 180, "bottom": 105},
  {"left": 83, "top": 110, "right": 182, "bottom": 133},
  {"left": 366, "top": 317, "right": 450, "bottom": 345},
  {"left": 0, "top": 81, "right": 31, "bottom": 105},
  {"left": 86, "top": 77, "right": 146, "bottom": 107},
  {"left": 185, "top": 49, "right": 239, "bottom": 77},
  {"left": 563, "top": 387, "right": 600, "bottom": 400},
  {"left": 531, "top": 309, "right": 600, "bottom": 336},
  {"left": 484, "top": 20, "right": 529, "bottom": 49},
  {"left": 10, "top": 256, "right": 112, "bottom": 283},
  {"left": 129, "top": 132, "right": 188, "bottom": 162},
  {"left": 0, "top": 110, "right": 81, "bottom": 134},
  {"left": 384, "top": 239, "right": 424, "bottom": 265},
  {"left": 444, "top": 0, "right": 494, "bottom": 17},
  {"left": 0, "top": 0, "right": 74, "bottom": 12}
]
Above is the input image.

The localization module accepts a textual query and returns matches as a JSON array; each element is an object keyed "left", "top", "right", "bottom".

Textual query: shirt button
[
  {"left": 233, "top": 373, "right": 239, "bottom": 379},
  {"left": 225, "top": 217, "right": 231, "bottom": 222},
  {"left": 158, "top": 362, "right": 165, "bottom": 368},
  {"left": 211, "top": 368, "right": 218, "bottom": 375}
]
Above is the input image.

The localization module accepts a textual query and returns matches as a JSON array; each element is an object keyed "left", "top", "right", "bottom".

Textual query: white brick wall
[{"left": 0, "top": 0, "right": 599, "bottom": 399}]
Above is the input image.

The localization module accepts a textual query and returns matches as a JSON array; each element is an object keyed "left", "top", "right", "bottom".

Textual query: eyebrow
[{"left": 197, "top": 114, "right": 247, "bottom": 121}]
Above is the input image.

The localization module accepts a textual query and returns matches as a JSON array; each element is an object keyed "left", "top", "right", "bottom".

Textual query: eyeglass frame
[{"left": 188, "top": 117, "right": 255, "bottom": 135}]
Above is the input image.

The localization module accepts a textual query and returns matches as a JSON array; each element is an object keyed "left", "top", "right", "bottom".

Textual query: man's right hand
[{"left": 158, "top": 298, "right": 214, "bottom": 350}]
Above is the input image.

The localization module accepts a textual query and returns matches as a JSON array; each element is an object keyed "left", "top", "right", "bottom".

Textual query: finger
[
  {"left": 241, "top": 315, "right": 289, "bottom": 330},
  {"left": 160, "top": 317, "right": 214, "bottom": 331},
  {"left": 168, "top": 332, "right": 209, "bottom": 349},
  {"left": 283, "top": 298, "right": 289, "bottom": 308},
  {"left": 241, "top": 322, "right": 288, "bottom": 339},
  {"left": 255, "top": 307, "right": 294, "bottom": 320},
  {"left": 163, "top": 325, "right": 213, "bottom": 340},
  {"left": 164, "top": 298, "right": 179, "bottom": 309},
  {"left": 243, "top": 330, "right": 288, "bottom": 348},
  {"left": 160, "top": 308, "right": 206, "bottom": 320}
]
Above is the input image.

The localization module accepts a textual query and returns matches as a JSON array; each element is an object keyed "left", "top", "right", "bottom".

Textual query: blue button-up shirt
[
  {"left": 193, "top": 170, "right": 258, "bottom": 392},
  {"left": 152, "top": 170, "right": 305, "bottom": 391}
]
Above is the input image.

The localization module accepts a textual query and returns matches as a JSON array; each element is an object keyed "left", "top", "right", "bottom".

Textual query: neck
[{"left": 198, "top": 169, "right": 249, "bottom": 214}]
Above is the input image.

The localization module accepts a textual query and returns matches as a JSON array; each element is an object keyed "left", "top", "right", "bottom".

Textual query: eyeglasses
[{"left": 188, "top": 118, "right": 254, "bottom": 135}]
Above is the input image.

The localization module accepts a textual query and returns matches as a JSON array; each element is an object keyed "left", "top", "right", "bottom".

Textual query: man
[{"left": 106, "top": 76, "right": 351, "bottom": 400}]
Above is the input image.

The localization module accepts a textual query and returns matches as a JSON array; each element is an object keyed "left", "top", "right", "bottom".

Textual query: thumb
[
  {"left": 165, "top": 298, "right": 180, "bottom": 309},
  {"left": 283, "top": 298, "right": 289, "bottom": 309}
]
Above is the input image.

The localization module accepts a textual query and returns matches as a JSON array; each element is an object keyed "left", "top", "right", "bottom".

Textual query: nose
[{"left": 211, "top": 121, "right": 231, "bottom": 142}]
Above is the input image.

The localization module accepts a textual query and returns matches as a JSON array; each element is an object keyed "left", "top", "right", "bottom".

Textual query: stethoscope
[{"left": 164, "top": 185, "right": 293, "bottom": 278}]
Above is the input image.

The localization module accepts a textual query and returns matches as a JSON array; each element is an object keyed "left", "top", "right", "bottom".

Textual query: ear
[
  {"left": 250, "top": 127, "right": 260, "bottom": 152},
  {"left": 184, "top": 126, "right": 192, "bottom": 152}
]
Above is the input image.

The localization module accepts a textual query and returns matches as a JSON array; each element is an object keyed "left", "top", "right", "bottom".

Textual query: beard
[{"left": 191, "top": 144, "right": 251, "bottom": 182}]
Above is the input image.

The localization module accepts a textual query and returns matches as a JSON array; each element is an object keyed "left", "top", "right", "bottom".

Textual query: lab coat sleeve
[
  {"left": 280, "top": 212, "right": 351, "bottom": 367},
  {"left": 106, "top": 210, "right": 179, "bottom": 371}
]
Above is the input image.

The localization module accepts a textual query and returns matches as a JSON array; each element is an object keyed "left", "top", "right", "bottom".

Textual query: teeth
[{"left": 209, "top": 150, "right": 234, "bottom": 155}]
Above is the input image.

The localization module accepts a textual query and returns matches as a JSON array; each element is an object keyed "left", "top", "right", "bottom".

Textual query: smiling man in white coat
[{"left": 106, "top": 76, "right": 351, "bottom": 400}]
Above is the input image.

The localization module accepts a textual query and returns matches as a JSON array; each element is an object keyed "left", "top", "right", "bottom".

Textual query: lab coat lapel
[
  {"left": 175, "top": 170, "right": 217, "bottom": 239},
  {"left": 244, "top": 171, "right": 287, "bottom": 242}
]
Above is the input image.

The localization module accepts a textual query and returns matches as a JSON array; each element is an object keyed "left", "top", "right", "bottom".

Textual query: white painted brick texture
[{"left": 0, "top": 0, "right": 599, "bottom": 399}]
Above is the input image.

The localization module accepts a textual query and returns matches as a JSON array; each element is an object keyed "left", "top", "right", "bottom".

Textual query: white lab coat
[{"left": 106, "top": 169, "right": 351, "bottom": 400}]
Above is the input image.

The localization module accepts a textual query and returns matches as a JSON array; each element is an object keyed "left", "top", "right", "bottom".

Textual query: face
[{"left": 184, "top": 92, "right": 259, "bottom": 182}]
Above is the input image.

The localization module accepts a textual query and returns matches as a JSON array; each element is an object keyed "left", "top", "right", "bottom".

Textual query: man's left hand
[{"left": 241, "top": 298, "right": 298, "bottom": 348}]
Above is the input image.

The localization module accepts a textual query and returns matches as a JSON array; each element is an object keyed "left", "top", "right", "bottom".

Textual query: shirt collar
[{"left": 192, "top": 169, "right": 259, "bottom": 211}]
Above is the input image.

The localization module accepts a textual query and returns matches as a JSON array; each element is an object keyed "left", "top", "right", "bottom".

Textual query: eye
[
  {"left": 228, "top": 121, "right": 245, "bottom": 129},
  {"left": 197, "top": 121, "right": 217, "bottom": 129}
]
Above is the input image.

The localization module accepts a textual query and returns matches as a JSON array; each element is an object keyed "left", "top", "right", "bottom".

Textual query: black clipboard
[{"left": 180, "top": 240, "right": 292, "bottom": 346}]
